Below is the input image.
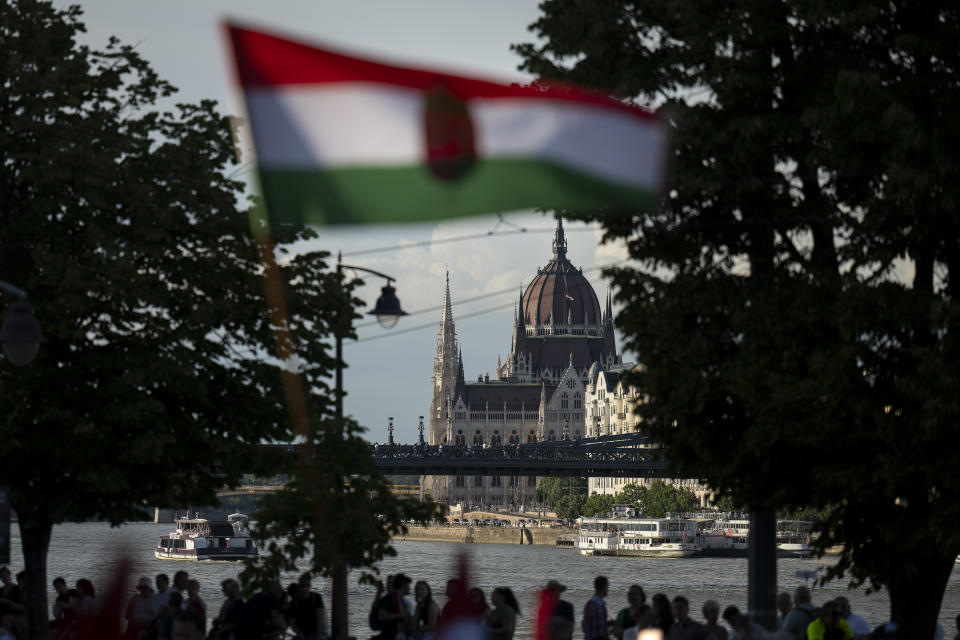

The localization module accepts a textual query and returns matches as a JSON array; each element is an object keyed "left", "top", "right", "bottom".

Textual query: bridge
[{"left": 370, "top": 433, "right": 673, "bottom": 477}]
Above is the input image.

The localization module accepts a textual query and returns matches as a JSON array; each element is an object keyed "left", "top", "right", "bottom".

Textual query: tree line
[{"left": 535, "top": 477, "right": 700, "bottom": 520}]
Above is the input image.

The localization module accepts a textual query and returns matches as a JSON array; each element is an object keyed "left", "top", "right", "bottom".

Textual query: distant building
[
  {"left": 423, "top": 219, "right": 619, "bottom": 507},
  {"left": 584, "top": 365, "right": 710, "bottom": 506},
  {"left": 420, "top": 218, "right": 709, "bottom": 508}
]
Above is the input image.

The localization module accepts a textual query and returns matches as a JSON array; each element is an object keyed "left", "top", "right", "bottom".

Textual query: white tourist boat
[
  {"left": 776, "top": 519, "right": 813, "bottom": 558},
  {"left": 692, "top": 515, "right": 812, "bottom": 557},
  {"left": 155, "top": 512, "right": 258, "bottom": 561},
  {"left": 578, "top": 516, "right": 700, "bottom": 558}
]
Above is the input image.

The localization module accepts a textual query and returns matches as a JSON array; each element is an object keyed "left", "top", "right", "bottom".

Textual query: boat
[
  {"left": 155, "top": 512, "right": 258, "bottom": 561},
  {"left": 691, "top": 514, "right": 813, "bottom": 557},
  {"left": 578, "top": 515, "right": 700, "bottom": 558},
  {"left": 776, "top": 519, "right": 814, "bottom": 558}
]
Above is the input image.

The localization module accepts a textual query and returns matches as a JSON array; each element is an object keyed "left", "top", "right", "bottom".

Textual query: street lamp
[
  {"left": 0, "top": 281, "right": 42, "bottom": 367},
  {"left": 329, "top": 253, "right": 407, "bottom": 640}
]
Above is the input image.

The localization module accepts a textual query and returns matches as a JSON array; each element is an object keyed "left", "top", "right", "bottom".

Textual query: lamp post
[
  {"left": 330, "top": 253, "right": 407, "bottom": 640},
  {"left": 0, "top": 281, "right": 42, "bottom": 367}
]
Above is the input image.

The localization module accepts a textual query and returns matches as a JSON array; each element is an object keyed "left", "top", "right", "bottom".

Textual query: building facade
[
  {"left": 584, "top": 365, "right": 710, "bottom": 506},
  {"left": 422, "top": 218, "right": 708, "bottom": 508},
  {"left": 423, "top": 219, "right": 619, "bottom": 507}
]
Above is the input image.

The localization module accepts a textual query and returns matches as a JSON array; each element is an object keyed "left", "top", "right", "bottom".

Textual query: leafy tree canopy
[
  {"left": 516, "top": 1, "right": 960, "bottom": 636},
  {"left": 0, "top": 1, "right": 425, "bottom": 636},
  {"left": 582, "top": 493, "right": 614, "bottom": 517}
]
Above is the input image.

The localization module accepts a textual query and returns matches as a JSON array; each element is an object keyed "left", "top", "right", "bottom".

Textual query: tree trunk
[
  {"left": 887, "top": 552, "right": 954, "bottom": 639},
  {"left": 331, "top": 560, "right": 349, "bottom": 640},
  {"left": 19, "top": 516, "right": 52, "bottom": 640}
]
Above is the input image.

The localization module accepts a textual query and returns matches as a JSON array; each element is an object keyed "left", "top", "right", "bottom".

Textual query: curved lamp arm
[{"left": 0, "top": 280, "right": 28, "bottom": 299}]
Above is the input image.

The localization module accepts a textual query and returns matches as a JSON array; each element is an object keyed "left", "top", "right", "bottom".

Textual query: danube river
[{"left": 9, "top": 522, "right": 960, "bottom": 637}]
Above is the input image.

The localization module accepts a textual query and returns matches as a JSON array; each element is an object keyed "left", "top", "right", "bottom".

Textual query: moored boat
[
  {"left": 578, "top": 516, "right": 700, "bottom": 558},
  {"left": 155, "top": 512, "right": 258, "bottom": 561}
]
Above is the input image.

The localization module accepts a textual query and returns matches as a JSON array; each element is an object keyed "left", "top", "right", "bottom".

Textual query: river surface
[{"left": 9, "top": 522, "right": 960, "bottom": 637}]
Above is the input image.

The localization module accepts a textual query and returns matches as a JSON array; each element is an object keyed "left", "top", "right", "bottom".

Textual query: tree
[
  {"left": 554, "top": 493, "right": 586, "bottom": 521},
  {"left": 516, "top": 2, "right": 960, "bottom": 636},
  {"left": 615, "top": 483, "right": 647, "bottom": 511},
  {"left": 534, "top": 476, "right": 586, "bottom": 511},
  {"left": 0, "top": 3, "right": 343, "bottom": 637},
  {"left": 582, "top": 493, "right": 615, "bottom": 517},
  {"left": 640, "top": 482, "right": 700, "bottom": 519}
]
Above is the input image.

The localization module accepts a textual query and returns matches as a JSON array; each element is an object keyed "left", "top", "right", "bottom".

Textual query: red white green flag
[{"left": 226, "top": 25, "right": 668, "bottom": 226}]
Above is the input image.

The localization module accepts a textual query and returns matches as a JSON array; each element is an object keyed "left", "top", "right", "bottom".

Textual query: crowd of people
[
  {"left": 0, "top": 567, "right": 326, "bottom": 640},
  {"left": 366, "top": 575, "right": 959, "bottom": 640},
  {"left": 3, "top": 565, "right": 960, "bottom": 640}
]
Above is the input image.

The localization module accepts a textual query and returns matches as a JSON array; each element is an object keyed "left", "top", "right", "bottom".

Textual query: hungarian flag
[{"left": 226, "top": 24, "right": 668, "bottom": 226}]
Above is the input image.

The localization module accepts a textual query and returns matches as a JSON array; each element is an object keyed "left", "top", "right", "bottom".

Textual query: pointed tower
[
  {"left": 429, "top": 271, "right": 459, "bottom": 444},
  {"left": 602, "top": 288, "right": 618, "bottom": 361}
]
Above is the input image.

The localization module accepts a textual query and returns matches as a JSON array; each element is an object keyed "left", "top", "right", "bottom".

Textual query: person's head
[
  {"left": 671, "top": 595, "right": 689, "bottom": 622},
  {"left": 53, "top": 577, "right": 67, "bottom": 596},
  {"left": 186, "top": 579, "right": 199, "bottom": 598},
  {"left": 0, "top": 568, "right": 10, "bottom": 586},
  {"left": 168, "top": 591, "right": 184, "bottom": 610},
  {"left": 221, "top": 579, "right": 240, "bottom": 600},
  {"left": 835, "top": 596, "right": 851, "bottom": 618},
  {"left": 793, "top": 585, "right": 811, "bottom": 605},
  {"left": 445, "top": 578, "right": 461, "bottom": 599},
  {"left": 76, "top": 579, "right": 95, "bottom": 599},
  {"left": 627, "top": 584, "right": 646, "bottom": 607},
  {"left": 546, "top": 579, "right": 567, "bottom": 597},
  {"left": 268, "top": 582, "right": 285, "bottom": 600},
  {"left": 415, "top": 580, "right": 432, "bottom": 603},
  {"left": 136, "top": 576, "right": 154, "bottom": 598},
  {"left": 722, "top": 605, "right": 745, "bottom": 630},
  {"left": 702, "top": 599, "right": 719, "bottom": 624},
  {"left": 298, "top": 574, "right": 313, "bottom": 598},
  {"left": 468, "top": 587, "right": 487, "bottom": 613},
  {"left": 593, "top": 576, "right": 609, "bottom": 598},
  {"left": 173, "top": 570, "right": 189, "bottom": 591},
  {"left": 493, "top": 587, "right": 520, "bottom": 616},
  {"left": 286, "top": 583, "right": 300, "bottom": 604},
  {"left": 820, "top": 600, "right": 843, "bottom": 628},
  {"left": 777, "top": 592, "right": 792, "bottom": 616},
  {"left": 171, "top": 608, "right": 205, "bottom": 640},
  {"left": 393, "top": 574, "right": 411, "bottom": 596},
  {"left": 156, "top": 574, "right": 170, "bottom": 593}
]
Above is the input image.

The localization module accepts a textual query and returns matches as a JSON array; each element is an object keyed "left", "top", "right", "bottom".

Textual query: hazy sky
[{"left": 56, "top": 1, "right": 631, "bottom": 442}]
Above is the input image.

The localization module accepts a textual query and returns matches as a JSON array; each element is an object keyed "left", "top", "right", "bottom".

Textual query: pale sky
[{"left": 56, "top": 1, "right": 631, "bottom": 442}]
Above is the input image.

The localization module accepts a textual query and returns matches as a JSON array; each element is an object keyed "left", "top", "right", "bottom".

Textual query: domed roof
[{"left": 521, "top": 219, "right": 602, "bottom": 326}]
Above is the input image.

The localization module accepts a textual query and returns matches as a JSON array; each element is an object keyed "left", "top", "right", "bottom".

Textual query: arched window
[
  {"left": 527, "top": 430, "right": 537, "bottom": 443},
  {"left": 455, "top": 430, "right": 465, "bottom": 445},
  {"left": 573, "top": 393, "right": 582, "bottom": 409},
  {"left": 473, "top": 430, "right": 483, "bottom": 446},
  {"left": 491, "top": 430, "right": 502, "bottom": 446},
  {"left": 560, "top": 392, "right": 569, "bottom": 409},
  {"left": 509, "top": 430, "right": 519, "bottom": 444},
  {"left": 548, "top": 430, "right": 556, "bottom": 441},
  {"left": 574, "top": 430, "right": 581, "bottom": 440}
]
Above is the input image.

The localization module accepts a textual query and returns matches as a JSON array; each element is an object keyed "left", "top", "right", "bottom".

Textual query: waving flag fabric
[{"left": 226, "top": 24, "right": 667, "bottom": 226}]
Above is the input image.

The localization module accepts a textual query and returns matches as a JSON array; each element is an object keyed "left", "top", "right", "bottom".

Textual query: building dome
[{"left": 521, "top": 219, "right": 602, "bottom": 326}]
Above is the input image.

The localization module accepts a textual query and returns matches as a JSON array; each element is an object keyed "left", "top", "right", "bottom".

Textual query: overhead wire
[{"left": 349, "top": 269, "right": 624, "bottom": 343}]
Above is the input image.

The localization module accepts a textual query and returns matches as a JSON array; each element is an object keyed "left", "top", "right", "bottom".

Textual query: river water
[{"left": 9, "top": 522, "right": 960, "bottom": 637}]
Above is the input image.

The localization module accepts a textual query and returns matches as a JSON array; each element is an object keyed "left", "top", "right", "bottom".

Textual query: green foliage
[
  {"left": 0, "top": 1, "right": 431, "bottom": 634},
  {"left": 534, "top": 476, "right": 587, "bottom": 510},
  {"left": 516, "top": 2, "right": 960, "bottom": 636},
  {"left": 615, "top": 484, "right": 647, "bottom": 509},
  {"left": 639, "top": 481, "right": 700, "bottom": 519},
  {"left": 554, "top": 493, "right": 586, "bottom": 521},
  {"left": 582, "top": 493, "right": 615, "bottom": 517},
  {"left": 239, "top": 420, "right": 442, "bottom": 592}
]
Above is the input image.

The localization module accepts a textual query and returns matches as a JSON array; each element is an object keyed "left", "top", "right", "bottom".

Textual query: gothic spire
[
  {"left": 552, "top": 216, "right": 567, "bottom": 260},
  {"left": 441, "top": 269, "right": 454, "bottom": 331},
  {"left": 605, "top": 288, "right": 614, "bottom": 326}
]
